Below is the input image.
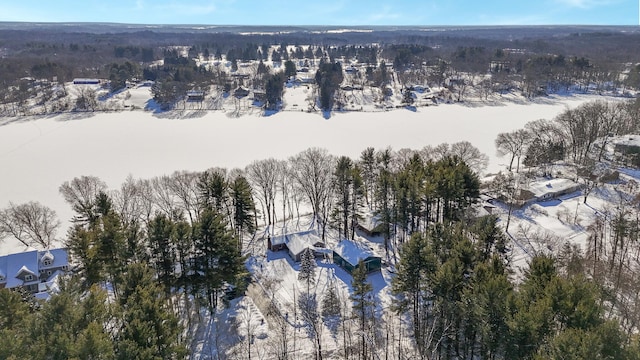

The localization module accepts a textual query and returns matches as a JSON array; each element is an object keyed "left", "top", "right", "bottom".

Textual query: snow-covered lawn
[
  {"left": 497, "top": 177, "right": 629, "bottom": 278},
  {"left": 245, "top": 240, "right": 393, "bottom": 359}
]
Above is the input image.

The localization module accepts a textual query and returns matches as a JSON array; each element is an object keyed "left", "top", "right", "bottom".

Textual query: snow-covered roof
[
  {"left": 186, "top": 90, "right": 205, "bottom": 96},
  {"left": 39, "top": 270, "right": 64, "bottom": 294},
  {"left": 526, "top": 178, "right": 579, "bottom": 198},
  {"left": 16, "top": 265, "right": 36, "bottom": 277},
  {"left": 0, "top": 248, "right": 69, "bottom": 289},
  {"left": 270, "top": 233, "right": 288, "bottom": 247},
  {"left": 358, "top": 212, "right": 382, "bottom": 232},
  {"left": 333, "top": 239, "right": 379, "bottom": 267},
  {"left": 271, "top": 230, "right": 323, "bottom": 256},
  {"left": 286, "top": 231, "right": 323, "bottom": 257},
  {"left": 7, "top": 252, "right": 39, "bottom": 288},
  {"left": 39, "top": 248, "right": 68, "bottom": 270},
  {"left": 41, "top": 251, "right": 54, "bottom": 263},
  {"left": 613, "top": 135, "right": 640, "bottom": 148}
]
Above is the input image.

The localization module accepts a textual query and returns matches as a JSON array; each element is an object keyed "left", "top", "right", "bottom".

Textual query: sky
[{"left": 0, "top": 0, "right": 636, "bottom": 26}]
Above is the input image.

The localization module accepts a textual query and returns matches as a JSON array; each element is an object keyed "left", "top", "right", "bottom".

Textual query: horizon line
[{"left": 0, "top": 21, "right": 637, "bottom": 28}]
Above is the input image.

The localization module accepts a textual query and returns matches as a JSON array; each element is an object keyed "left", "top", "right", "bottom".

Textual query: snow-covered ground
[{"left": 0, "top": 91, "right": 609, "bottom": 254}]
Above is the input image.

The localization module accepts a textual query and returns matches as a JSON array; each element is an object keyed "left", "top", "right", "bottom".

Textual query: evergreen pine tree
[
  {"left": 333, "top": 156, "right": 354, "bottom": 238},
  {"left": 392, "top": 232, "right": 436, "bottom": 356},
  {"left": 147, "top": 214, "right": 177, "bottom": 296},
  {"left": 231, "top": 175, "right": 256, "bottom": 246},
  {"left": 322, "top": 282, "right": 341, "bottom": 319},
  {"left": 116, "top": 263, "right": 187, "bottom": 360},
  {"left": 322, "top": 281, "right": 342, "bottom": 335},
  {"left": 298, "top": 248, "right": 317, "bottom": 294},
  {"left": 351, "top": 260, "right": 374, "bottom": 359},
  {"left": 192, "top": 209, "right": 246, "bottom": 311},
  {"left": 359, "top": 147, "right": 377, "bottom": 208}
]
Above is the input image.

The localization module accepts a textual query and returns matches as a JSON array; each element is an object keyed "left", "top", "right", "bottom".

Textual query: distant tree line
[{"left": 3, "top": 27, "right": 640, "bottom": 114}]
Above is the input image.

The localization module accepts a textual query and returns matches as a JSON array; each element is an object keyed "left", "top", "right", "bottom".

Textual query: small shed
[
  {"left": 73, "top": 78, "right": 100, "bottom": 85},
  {"left": 234, "top": 86, "right": 250, "bottom": 98},
  {"left": 356, "top": 212, "right": 385, "bottom": 237},
  {"left": 186, "top": 90, "right": 205, "bottom": 101},
  {"left": 333, "top": 239, "right": 381, "bottom": 274}
]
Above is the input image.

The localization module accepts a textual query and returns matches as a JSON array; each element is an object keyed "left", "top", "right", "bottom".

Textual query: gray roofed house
[
  {"left": 514, "top": 178, "right": 582, "bottom": 207},
  {"left": 267, "top": 230, "right": 325, "bottom": 262}
]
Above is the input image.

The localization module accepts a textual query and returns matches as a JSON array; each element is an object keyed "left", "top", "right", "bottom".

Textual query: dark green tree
[
  {"left": 315, "top": 61, "right": 343, "bottom": 111},
  {"left": 231, "top": 175, "right": 256, "bottom": 247},
  {"left": 284, "top": 60, "right": 297, "bottom": 78},
  {"left": 298, "top": 248, "right": 317, "bottom": 294},
  {"left": 197, "top": 169, "right": 229, "bottom": 215},
  {"left": 351, "top": 260, "right": 375, "bottom": 360},
  {"left": 264, "top": 72, "right": 285, "bottom": 110},
  {"left": 392, "top": 232, "right": 437, "bottom": 356},
  {"left": 192, "top": 209, "right": 246, "bottom": 311},
  {"left": 116, "top": 263, "right": 186, "bottom": 360},
  {"left": 359, "top": 147, "right": 377, "bottom": 207},
  {"left": 470, "top": 215, "right": 508, "bottom": 261},
  {"left": 333, "top": 156, "right": 355, "bottom": 238},
  {"left": 147, "top": 214, "right": 177, "bottom": 296}
]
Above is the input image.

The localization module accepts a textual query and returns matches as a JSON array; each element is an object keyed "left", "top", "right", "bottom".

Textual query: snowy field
[{"left": 0, "top": 93, "right": 610, "bottom": 253}]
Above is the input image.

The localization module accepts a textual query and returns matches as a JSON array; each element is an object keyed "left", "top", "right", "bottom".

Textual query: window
[
  {"left": 43, "top": 259, "right": 52, "bottom": 266},
  {"left": 24, "top": 274, "right": 33, "bottom": 281},
  {"left": 47, "top": 271, "right": 52, "bottom": 276}
]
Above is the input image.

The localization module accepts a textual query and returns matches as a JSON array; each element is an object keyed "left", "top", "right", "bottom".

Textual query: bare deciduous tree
[
  {"left": 111, "top": 175, "right": 145, "bottom": 228},
  {"left": 246, "top": 158, "right": 279, "bottom": 230},
  {"left": 167, "top": 170, "right": 200, "bottom": 223},
  {"left": 0, "top": 201, "right": 60, "bottom": 248},
  {"left": 495, "top": 129, "right": 531, "bottom": 173},
  {"left": 289, "top": 148, "right": 335, "bottom": 239},
  {"left": 450, "top": 140, "right": 490, "bottom": 174},
  {"left": 59, "top": 175, "right": 107, "bottom": 222}
]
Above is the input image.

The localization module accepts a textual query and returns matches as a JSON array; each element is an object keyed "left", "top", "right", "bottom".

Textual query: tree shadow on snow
[
  {"left": 152, "top": 109, "right": 208, "bottom": 120},
  {"left": 538, "top": 199, "right": 562, "bottom": 207},
  {"left": 263, "top": 108, "right": 280, "bottom": 117},
  {"left": 53, "top": 111, "right": 96, "bottom": 122},
  {"left": 0, "top": 116, "right": 38, "bottom": 127}
]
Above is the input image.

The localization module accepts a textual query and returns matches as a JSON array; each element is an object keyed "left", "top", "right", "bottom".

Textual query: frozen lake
[{"left": 0, "top": 95, "right": 607, "bottom": 252}]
